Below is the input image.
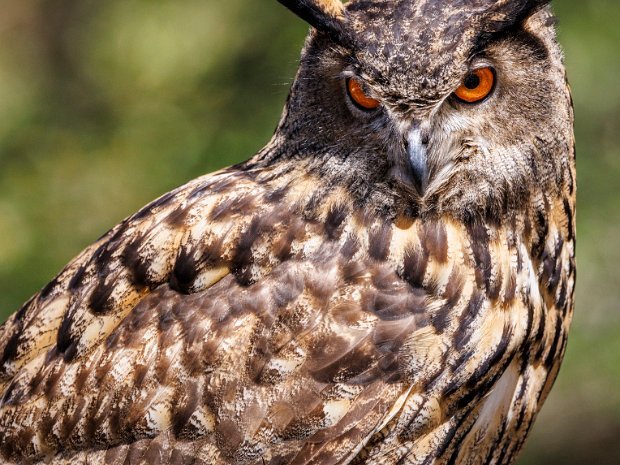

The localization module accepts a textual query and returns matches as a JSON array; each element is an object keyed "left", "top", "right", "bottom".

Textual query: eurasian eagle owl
[{"left": 0, "top": 0, "right": 575, "bottom": 464}]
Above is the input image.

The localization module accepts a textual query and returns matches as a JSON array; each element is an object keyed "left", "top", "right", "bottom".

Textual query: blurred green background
[{"left": 0, "top": 1, "right": 618, "bottom": 463}]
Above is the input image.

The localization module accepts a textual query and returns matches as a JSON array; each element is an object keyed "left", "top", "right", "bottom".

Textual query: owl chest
[{"left": 349, "top": 219, "right": 573, "bottom": 465}]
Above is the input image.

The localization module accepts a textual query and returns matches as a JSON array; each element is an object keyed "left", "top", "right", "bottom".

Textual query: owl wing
[{"left": 0, "top": 164, "right": 526, "bottom": 465}]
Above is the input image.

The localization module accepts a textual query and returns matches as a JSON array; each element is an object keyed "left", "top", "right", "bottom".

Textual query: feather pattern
[
  {"left": 0, "top": 156, "right": 574, "bottom": 464},
  {"left": 0, "top": 0, "right": 575, "bottom": 464}
]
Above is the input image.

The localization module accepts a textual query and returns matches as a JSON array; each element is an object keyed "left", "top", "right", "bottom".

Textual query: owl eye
[
  {"left": 346, "top": 78, "right": 381, "bottom": 110},
  {"left": 454, "top": 67, "right": 496, "bottom": 103}
]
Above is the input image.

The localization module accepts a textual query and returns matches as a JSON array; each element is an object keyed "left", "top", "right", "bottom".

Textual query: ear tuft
[
  {"left": 314, "top": 0, "right": 345, "bottom": 19},
  {"left": 491, "top": 0, "right": 551, "bottom": 24},
  {"left": 278, "top": 0, "right": 347, "bottom": 39},
  {"left": 478, "top": 0, "right": 552, "bottom": 35}
]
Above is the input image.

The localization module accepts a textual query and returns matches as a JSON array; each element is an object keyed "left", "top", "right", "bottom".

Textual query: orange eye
[
  {"left": 454, "top": 67, "right": 496, "bottom": 103},
  {"left": 347, "top": 78, "right": 381, "bottom": 110}
]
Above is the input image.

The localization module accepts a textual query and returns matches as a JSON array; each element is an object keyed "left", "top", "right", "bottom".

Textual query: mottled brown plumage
[{"left": 0, "top": 1, "right": 575, "bottom": 464}]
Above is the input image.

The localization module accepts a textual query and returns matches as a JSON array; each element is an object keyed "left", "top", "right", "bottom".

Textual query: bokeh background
[{"left": 0, "top": 1, "right": 618, "bottom": 463}]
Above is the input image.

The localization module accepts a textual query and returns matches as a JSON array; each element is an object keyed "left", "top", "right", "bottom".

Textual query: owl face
[{"left": 278, "top": 0, "right": 574, "bottom": 222}]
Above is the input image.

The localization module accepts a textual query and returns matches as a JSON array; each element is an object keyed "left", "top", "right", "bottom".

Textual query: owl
[{"left": 0, "top": 0, "right": 575, "bottom": 464}]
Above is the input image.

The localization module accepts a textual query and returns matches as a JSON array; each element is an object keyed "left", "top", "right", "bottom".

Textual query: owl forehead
[{"left": 344, "top": 0, "right": 524, "bottom": 103}]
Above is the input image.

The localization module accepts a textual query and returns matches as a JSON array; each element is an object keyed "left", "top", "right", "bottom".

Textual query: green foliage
[{"left": 0, "top": 1, "right": 618, "bottom": 462}]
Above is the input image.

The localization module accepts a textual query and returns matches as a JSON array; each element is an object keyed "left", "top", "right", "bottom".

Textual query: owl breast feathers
[{"left": 0, "top": 0, "right": 575, "bottom": 464}]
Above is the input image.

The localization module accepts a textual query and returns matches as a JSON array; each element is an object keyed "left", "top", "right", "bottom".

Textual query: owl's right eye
[{"left": 346, "top": 78, "right": 381, "bottom": 111}]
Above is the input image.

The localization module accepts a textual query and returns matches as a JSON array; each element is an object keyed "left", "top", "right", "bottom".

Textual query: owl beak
[{"left": 407, "top": 125, "right": 429, "bottom": 193}]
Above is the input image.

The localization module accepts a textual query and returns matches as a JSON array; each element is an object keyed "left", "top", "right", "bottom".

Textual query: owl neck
[{"left": 244, "top": 133, "right": 557, "bottom": 229}]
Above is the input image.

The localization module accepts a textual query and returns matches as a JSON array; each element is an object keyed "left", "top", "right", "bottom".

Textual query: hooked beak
[{"left": 407, "top": 124, "right": 429, "bottom": 193}]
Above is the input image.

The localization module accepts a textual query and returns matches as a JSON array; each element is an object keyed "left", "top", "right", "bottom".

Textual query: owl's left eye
[
  {"left": 454, "top": 67, "right": 496, "bottom": 104},
  {"left": 346, "top": 78, "right": 381, "bottom": 111}
]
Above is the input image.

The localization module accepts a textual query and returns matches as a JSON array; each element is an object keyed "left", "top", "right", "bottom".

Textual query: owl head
[{"left": 269, "top": 0, "right": 574, "bottom": 223}]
